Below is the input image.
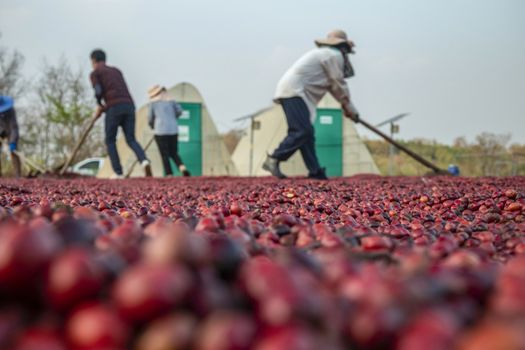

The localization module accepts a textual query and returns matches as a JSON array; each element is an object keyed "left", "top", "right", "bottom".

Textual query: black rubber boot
[
  {"left": 262, "top": 155, "right": 287, "bottom": 179},
  {"left": 142, "top": 160, "right": 152, "bottom": 177},
  {"left": 179, "top": 165, "right": 191, "bottom": 177},
  {"left": 308, "top": 167, "right": 328, "bottom": 180}
]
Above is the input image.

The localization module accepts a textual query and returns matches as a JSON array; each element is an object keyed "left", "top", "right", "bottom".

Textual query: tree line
[
  {"left": 364, "top": 134, "right": 525, "bottom": 177},
  {"left": 0, "top": 35, "right": 104, "bottom": 172}
]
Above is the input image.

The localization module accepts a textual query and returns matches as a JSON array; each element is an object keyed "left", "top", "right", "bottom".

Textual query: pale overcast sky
[{"left": 1, "top": 0, "right": 524, "bottom": 144}]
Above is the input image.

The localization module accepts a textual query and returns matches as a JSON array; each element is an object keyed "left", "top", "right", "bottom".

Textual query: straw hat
[
  {"left": 148, "top": 85, "right": 165, "bottom": 99},
  {"left": 0, "top": 95, "right": 14, "bottom": 114},
  {"left": 315, "top": 30, "right": 355, "bottom": 53}
]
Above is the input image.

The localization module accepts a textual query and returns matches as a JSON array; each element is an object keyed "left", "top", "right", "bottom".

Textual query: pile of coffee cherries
[{"left": 0, "top": 176, "right": 524, "bottom": 349}]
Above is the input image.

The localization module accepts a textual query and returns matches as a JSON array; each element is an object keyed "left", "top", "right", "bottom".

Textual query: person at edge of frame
[{"left": 0, "top": 95, "right": 22, "bottom": 178}]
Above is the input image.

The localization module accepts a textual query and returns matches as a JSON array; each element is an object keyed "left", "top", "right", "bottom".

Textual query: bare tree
[
  {"left": 21, "top": 57, "right": 105, "bottom": 168},
  {"left": 472, "top": 132, "right": 512, "bottom": 175},
  {"left": 0, "top": 34, "right": 25, "bottom": 98},
  {"left": 453, "top": 136, "right": 468, "bottom": 148}
]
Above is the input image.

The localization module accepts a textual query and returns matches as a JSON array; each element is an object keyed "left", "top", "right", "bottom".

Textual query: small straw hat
[{"left": 148, "top": 85, "right": 165, "bottom": 99}]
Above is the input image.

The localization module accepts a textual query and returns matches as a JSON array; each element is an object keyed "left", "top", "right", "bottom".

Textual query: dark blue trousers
[
  {"left": 271, "top": 97, "right": 321, "bottom": 174},
  {"left": 105, "top": 103, "right": 147, "bottom": 175}
]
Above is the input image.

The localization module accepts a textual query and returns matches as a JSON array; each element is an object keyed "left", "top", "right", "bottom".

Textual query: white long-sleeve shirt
[{"left": 274, "top": 47, "right": 351, "bottom": 123}]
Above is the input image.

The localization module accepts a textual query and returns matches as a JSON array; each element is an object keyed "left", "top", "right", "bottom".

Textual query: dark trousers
[
  {"left": 0, "top": 139, "right": 21, "bottom": 178},
  {"left": 272, "top": 97, "right": 321, "bottom": 174},
  {"left": 105, "top": 103, "right": 147, "bottom": 175},
  {"left": 154, "top": 134, "right": 184, "bottom": 175}
]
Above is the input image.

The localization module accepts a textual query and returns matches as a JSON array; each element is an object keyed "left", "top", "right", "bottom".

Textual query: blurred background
[{"left": 1, "top": 0, "right": 524, "bottom": 176}]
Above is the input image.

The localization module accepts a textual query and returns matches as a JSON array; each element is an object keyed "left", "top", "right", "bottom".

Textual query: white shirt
[{"left": 274, "top": 47, "right": 351, "bottom": 123}]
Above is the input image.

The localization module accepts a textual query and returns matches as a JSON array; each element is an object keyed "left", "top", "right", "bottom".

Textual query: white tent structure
[
  {"left": 232, "top": 93, "right": 380, "bottom": 177},
  {"left": 98, "top": 82, "right": 237, "bottom": 178}
]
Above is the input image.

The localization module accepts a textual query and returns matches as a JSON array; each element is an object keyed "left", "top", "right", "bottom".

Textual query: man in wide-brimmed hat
[
  {"left": 263, "top": 29, "right": 359, "bottom": 180},
  {"left": 89, "top": 49, "right": 152, "bottom": 178},
  {"left": 0, "top": 95, "right": 21, "bottom": 177}
]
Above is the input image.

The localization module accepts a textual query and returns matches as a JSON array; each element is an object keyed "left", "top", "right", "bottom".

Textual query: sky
[{"left": 1, "top": 0, "right": 524, "bottom": 144}]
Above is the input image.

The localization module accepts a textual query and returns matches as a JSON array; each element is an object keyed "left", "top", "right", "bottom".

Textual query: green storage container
[
  {"left": 168, "top": 102, "right": 202, "bottom": 176},
  {"left": 314, "top": 108, "right": 343, "bottom": 176}
]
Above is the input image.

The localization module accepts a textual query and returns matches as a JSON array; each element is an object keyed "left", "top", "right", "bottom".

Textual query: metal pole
[
  {"left": 388, "top": 123, "right": 394, "bottom": 176},
  {"left": 249, "top": 118, "right": 254, "bottom": 176}
]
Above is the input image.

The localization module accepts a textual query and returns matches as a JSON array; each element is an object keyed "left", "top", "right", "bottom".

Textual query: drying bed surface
[{"left": 0, "top": 176, "right": 524, "bottom": 349}]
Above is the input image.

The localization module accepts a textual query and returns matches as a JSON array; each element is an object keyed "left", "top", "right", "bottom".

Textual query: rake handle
[
  {"left": 356, "top": 118, "right": 446, "bottom": 174},
  {"left": 59, "top": 113, "right": 99, "bottom": 175}
]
